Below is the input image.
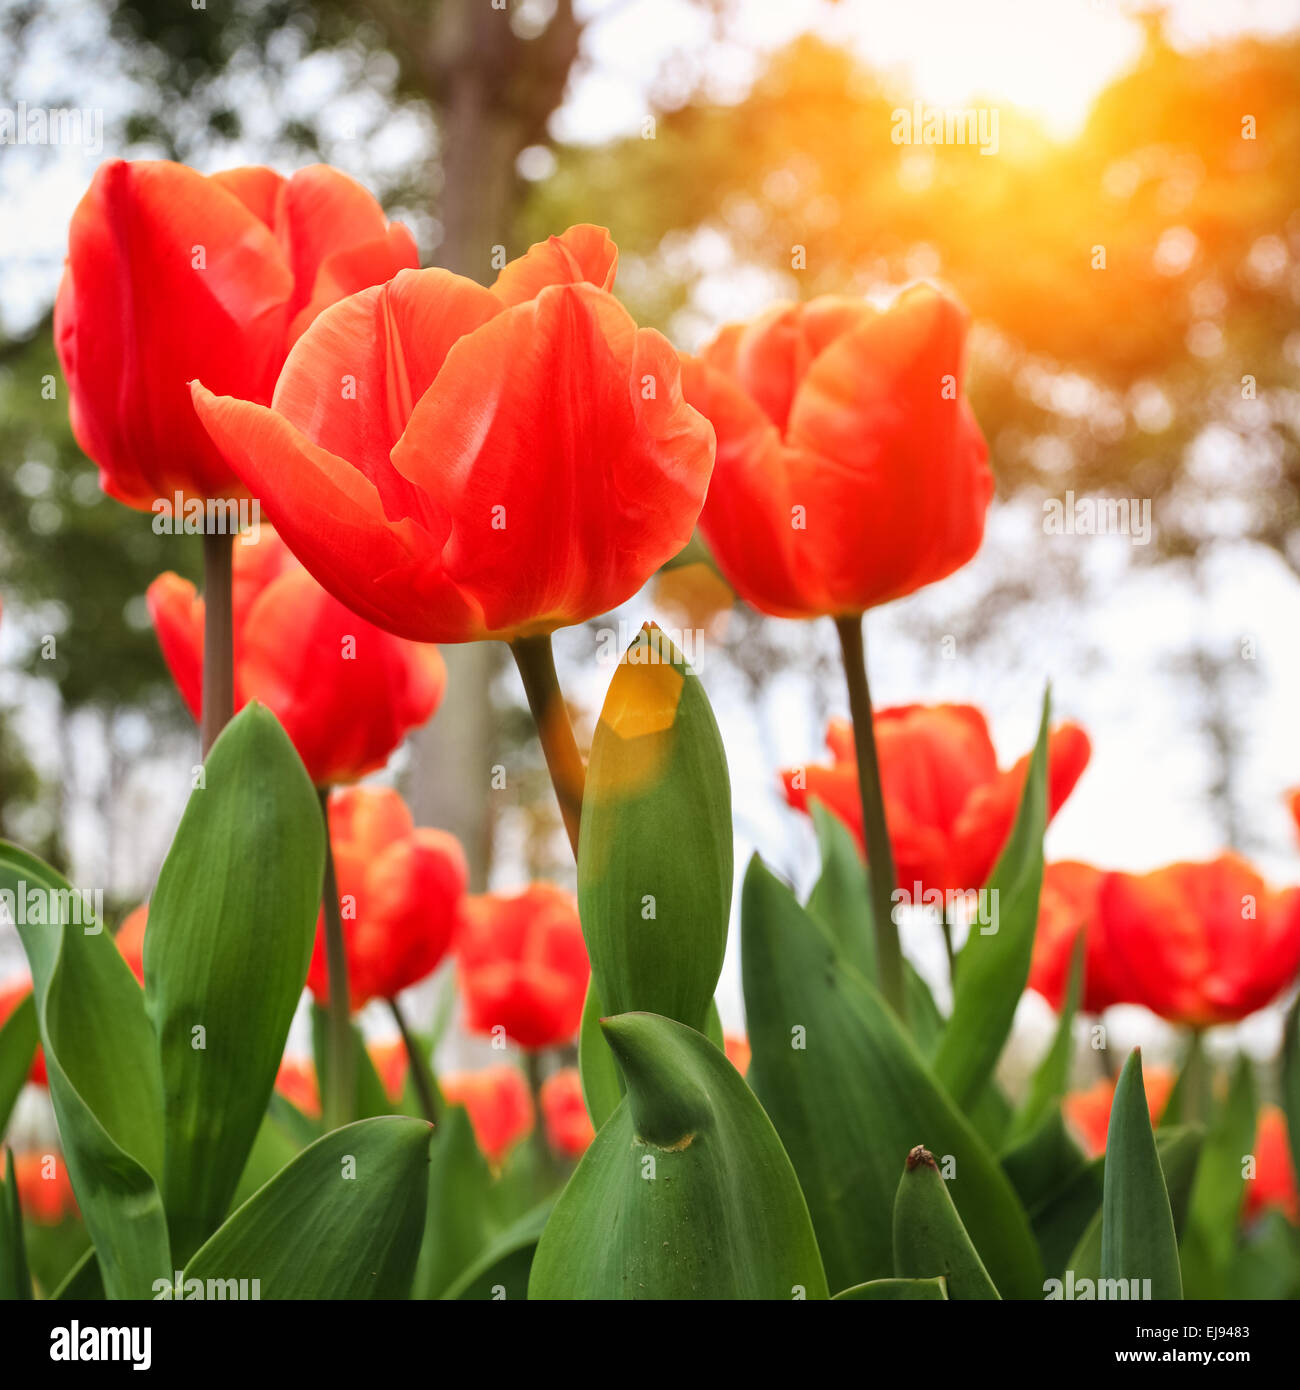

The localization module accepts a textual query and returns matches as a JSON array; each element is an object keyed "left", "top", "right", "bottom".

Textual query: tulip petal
[
  {"left": 146, "top": 573, "right": 204, "bottom": 722},
  {"left": 489, "top": 224, "right": 618, "bottom": 307}
]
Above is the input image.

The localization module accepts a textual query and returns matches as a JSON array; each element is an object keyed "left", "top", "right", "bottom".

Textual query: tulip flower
[
  {"left": 783, "top": 707, "right": 1091, "bottom": 894},
  {"left": 540, "top": 1068, "right": 596, "bottom": 1159},
  {"left": 442, "top": 1067, "right": 535, "bottom": 1165},
  {"left": 1027, "top": 861, "right": 1124, "bottom": 1014},
  {"left": 724, "top": 1033, "right": 752, "bottom": 1078},
  {"left": 12, "top": 1152, "right": 79, "bottom": 1225},
  {"left": 56, "top": 159, "right": 418, "bottom": 754},
  {"left": 308, "top": 785, "right": 467, "bottom": 1013},
  {"left": 275, "top": 1058, "right": 321, "bottom": 1120},
  {"left": 681, "top": 285, "right": 992, "bottom": 1015},
  {"left": 0, "top": 977, "right": 45, "bottom": 1086},
  {"left": 1097, "top": 854, "right": 1300, "bottom": 1026},
  {"left": 148, "top": 527, "right": 446, "bottom": 787},
  {"left": 115, "top": 905, "right": 148, "bottom": 986},
  {"left": 368, "top": 1040, "right": 410, "bottom": 1107},
  {"left": 1243, "top": 1106, "right": 1299, "bottom": 1226},
  {"left": 1063, "top": 1068, "right": 1175, "bottom": 1157},
  {"left": 457, "top": 882, "right": 589, "bottom": 1051}
]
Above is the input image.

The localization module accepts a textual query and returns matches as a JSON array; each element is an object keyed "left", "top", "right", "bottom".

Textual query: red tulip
[
  {"left": 13, "top": 1152, "right": 78, "bottom": 1225},
  {"left": 368, "top": 1040, "right": 410, "bottom": 1105},
  {"left": 0, "top": 977, "right": 45, "bottom": 1086},
  {"left": 1243, "top": 1106, "right": 1299, "bottom": 1226},
  {"left": 275, "top": 1057, "right": 321, "bottom": 1120},
  {"left": 540, "top": 1067, "right": 596, "bottom": 1158},
  {"left": 724, "top": 1033, "right": 752, "bottom": 1077},
  {"left": 679, "top": 284, "right": 992, "bottom": 619},
  {"left": 307, "top": 786, "right": 468, "bottom": 1011},
  {"left": 442, "top": 1066, "right": 534, "bottom": 1164},
  {"left": 457, "top": 882, "right": 589, "bottom": 1050},
  {"left": 148, "top": 528, "right": 445, "bottom": 786},
  {"left": 189, "top": 225, "right": 716, "bottom": 643},
  {"left": 1027, "top": 862, "right": 1124, "bottom": 1014},
  {"left": 782, "top": 706, "right": 1090, "bottom": 895},
  {"left": 1097, "top": 854, "right": 1300, "bottom": 1026},
  {"left": 55, "top": 160, "right": 417, "bottom": 510},
  {"left": 116, "top": 905, "right": 147, "bottom": 986},
  {"left": 1062, "top": 1068, "right": 1175, "bottom": 1158}
]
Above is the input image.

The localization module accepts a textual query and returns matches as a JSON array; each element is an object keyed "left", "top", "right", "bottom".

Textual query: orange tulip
[
  {"left": 12, "top": 1152, "right": 78, "bottom": 1225},
  {"left": 782, "top": 706, "right": 1090, "bottom": 896},
  {"left": 368, "top": 1040, "right": 410, "bottom": 1106},
  {"left": 1027, "top": 862, "right": 1124, "bottom": 1014},
  {"left": 0, "top": 977, "right": 44, "bottom": 1086},
  {"left": 1097, "top": 854, "right": 1300, "bottom": 1026},
  {"left": 724, "top": 1033, "right": 752, "bottom": 1077},
  {"left": 1243, "top": 1106, "right": 1299, "bottom": 1225},
  {"left": 275, "top": 1057, "right": 321, "bottom": 1120},
  {"left": 1063, "top": 1068, "right": 1175, "bottom": 1158},
  {"left": 189, "top": 225, "right": 716, "bottom": 643},
  {"left": 308, "top": 786, "right": 468, "bottom": 1011},
  {"left": 679, "top": 284, "right": 992, "bottom": 619},
  {"left": 148, "top": 528, "right": 445, "bottom": 786},
  {"left": 442, "top": 1066, "right": 534, "bottom": 1165},
  {"left": 55, "top": 160, "right": 417, "bottom": 510},
  {"left": 457, "top": 882, "right": 589, "bottom": 1050},
  {"left": 540, "top": 1067, "right": 596, "bottom": 1159},
  {"left": 115, "top": 905, "right": 148, "bottom": 986}
]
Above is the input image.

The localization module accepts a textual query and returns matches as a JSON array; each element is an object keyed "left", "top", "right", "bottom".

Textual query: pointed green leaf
[
  {"left": 530, "top": 1012, "right": 828, "bottom": 1299},
  {"left": 834, "top": 1277, "right": 947, "bottom": 1300},
  {"left": 444, "top": 1199, "right": 552, "bottom": 1300},
  {"left": 4, "top": 841, "right": 169, "bottom": 1298},
  {"left": 145, "top": 703, "right": 324, "bottom": 1260},
  {"left": 806, "top": 798, "right": 875, "bottom": 980},
  {"left": 0, "top": 989, "right": 37, "bottom": 1135},
  {"left": 1100, "top": 1049, "right": 1182, "bottom": 1299},
  {"left": 0, "top": 1148, "right": 32, "bottom": 1300},
  {"left": 183, "top": 1116, "right": 431, "bottom": 1299},
  {"left": 577, "top": 625, "right": 731, "bottom": 1035},
  {"left": 1005, "top": 928, "right": 1085, "bottom": 1147},
  {"left": 577, "top": 980, "right": 625, "bottom": 1132},
  {"left": 741, "top": 856, "right": 1041, "bottom": 1297},
  {"left": 893, "top": 1145, "right": 1000, "bottom": 1299},
  {"left": 932, "top": 689, "right": 1049, "bottom": 1108},
  {"left": 413, "top": 1103, "right": 496, "bottom": 1299}
]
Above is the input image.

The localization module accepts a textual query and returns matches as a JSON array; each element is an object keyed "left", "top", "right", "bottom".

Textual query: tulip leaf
[
  {"left": 311, "top": 1003, "right": 396, "bottom": 1121},
  {"left": 1001, "top": 1107, "right": 1096, "bottom": 1275},
  {"left": 144, "top": 703, "right": 324, "bottom": 1261},
  {"left": 806, "top": 797, "right": 875, "bottom": 981},
  {"left": 1005, "top": 929, "right": 1085, "bottom": 1148},
  {"left": 183, "top": 1117, "right": 431, "bottom": 1299},
  {"left": 741, "top": 856, "right": 1041, "bottom": 1297},
  {"left": 578, "top": 979, "right": 624, "bottom": 1130},
  {"left": 833, "top": 1277, "right": 947, "bottom": 1301},
  {"left": 1179, "top": 1055, "right": 1256, "bottom": 1298},
  {"left": 530, "top": 1011, "right": 828, "bottom": 1299},
  {"left": 1068, "top": 1123, "right": 1202, "bottom": 1283},
  {"left": 444, "top": 1198, "right": 552, "bottom": 1300},
  {"left": 0, "top": 1148, "right": 32, "bottom": 1300},
  {"left": 4, "top": 841, "right": 169, "bottom": 1299},
  {"left": 577, "top": 625, "right": 732, "bottom": 1036},
  {"left": 1100, "top": 1049, "right": 1183, "bottom": 1299},
  {"left": 932, "top": 688, "right": 1049, "bottom": 1110},
  {"left": 0, "top": 989, "right": 37, "bottom": 1135},
  {"left": 1282, "top": 994, "right": 1300, "bottom": 1190},
  {"left": 51, "top": 1247, "right": 103, "bottom": 1301},
  {"left": 413, "top": 1103, "right": 496, "bottom": 1299},
  {"left": 893, "top": 1146, "right": 1000, "bottom": 1299}
]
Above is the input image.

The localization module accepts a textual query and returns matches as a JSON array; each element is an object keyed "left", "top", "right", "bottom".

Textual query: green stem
[
  {"left": 524, "top": 1048, "right": 560, "bottom": 1185},
  {"left": 939, "top": 911, "right": 957, "bottom": 991},
  {"left": 318, "top": 785, "right": 354, "bottom": 1132},
  {"left": 200, "top": 528, "right": 235, "bottom": 757},
  {"left": 389, "top": 995, "right": 439, "bottom": 1125},
  {"left": 509, "top": 634, "right": 586, "bottom": 860},
  {"left": 834, "top": 614, "right": 906, "bottom": 1023}
]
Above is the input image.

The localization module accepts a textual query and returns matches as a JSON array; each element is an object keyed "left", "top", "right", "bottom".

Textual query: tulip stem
[
  {"left": 388, "top": 996, "right": 440, "bottom": 1126},
  {"left": 200, "top": 528, "right": 235, "bottom": 757},
  {"left": 318, "top": 785, "right": 355, "bottom": 1132},
  {"left": 834, "top": 614, "right": 906, "bottom": 1024},
  {"left": 510, "top": 634, "right": 586, "bottom": 859}
]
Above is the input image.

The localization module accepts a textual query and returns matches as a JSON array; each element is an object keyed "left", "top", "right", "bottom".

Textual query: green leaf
[
  {"left": 1069, "top": 1124, "right": 1203, "bottom": 1283},
  {"left": 0, "top": 1148, "right": 32, "bottom": 1299},
  {"left": 577, "top": 625, "right": 731, "bottom": 1035},
  {"left": 892, "top": 1145, "right": 1000, "bottom": 1299},
  {"left": 311, "top": 1003, "right": 394, "bottom": 1122},
  {"left": 4, "top": 841, "right": 169, "bottom": 1299},
  {"left": 1160, "top": 1031, "right": 1207, "bottom": 1128},
  {"left": 577, "top": 979, "right": 625, "bottom": 1131},
  {"left": 1100, "top": 1049, "right": 1182, "bottom": 1299},
  {"left": 1001, "top": 1108, "right": 1096, "bottom": 1276},
  {"left": 833, "top": 1277, "right": 947, "bottom": 1301},
  {"left": 530, "top": 1012, "right": 828, "bottom": 1300},
  {"left": 806, "top": 798, "right": 875, "bottom": 981},
  {"left": 50, "top": 1246, "right": 103, "bottom": 1300},
  {"left": 1282, "top": 994, "right": 1300, "bottom": 1190},
  {"left": 0, "top": 989, "right": 37, "bottom": 1135},
  {"left": 1005, "top": 928, "right": 1084, "bottom": 1148},
  {"left": 183, "top": 1117, "right": 431, "bottom": 1299},
  {"left": 740, "top": 857, "right": 1041, "bottom": 1297},
  {"left": 443, "top": 1199, "right": 552, "bottom": 1300},
  {"left": 1180, "top": 1055, "right": 1256, "bottom": 1298},
  {"left": 144, "top": 703, "right": 325, "bottom": 1260},
  {"left": 932, "top": 688, "right": 1049, "bottom": 1109},
  {"left": 413, "top": 1104, "right": 496, "bottom": 1300}
]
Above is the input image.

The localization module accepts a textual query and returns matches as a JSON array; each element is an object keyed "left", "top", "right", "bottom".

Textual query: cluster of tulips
[{"left": 0, "top": 157, "right": 1297, "bottom": 1302}]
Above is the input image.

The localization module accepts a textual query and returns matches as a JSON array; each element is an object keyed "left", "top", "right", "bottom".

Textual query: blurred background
[{"left": 2, "top": 0, "right": 1300, "bottom": 1090}]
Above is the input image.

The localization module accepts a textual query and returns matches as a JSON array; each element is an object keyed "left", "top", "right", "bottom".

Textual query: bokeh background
[{"left": 3, "top": 0, "right": 1300, "bottom": 1107}]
